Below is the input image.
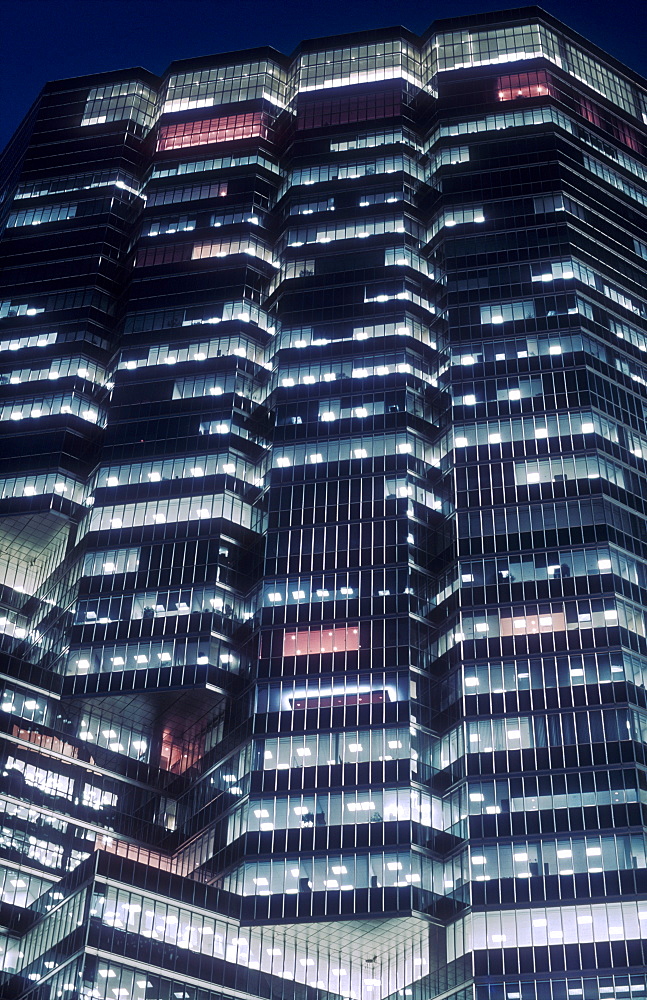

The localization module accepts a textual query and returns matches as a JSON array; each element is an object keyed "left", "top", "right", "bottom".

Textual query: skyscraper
[{"left": 0, "top": 4, "right": 646, "bottom": 998}]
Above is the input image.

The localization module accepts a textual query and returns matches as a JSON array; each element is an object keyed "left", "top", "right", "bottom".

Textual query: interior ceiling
[
  {"left": 0, "top": 509, "right": 70, "bottom": 596},
  {"left": 61, "top": 685, "right": 227, "bottom": 738}
]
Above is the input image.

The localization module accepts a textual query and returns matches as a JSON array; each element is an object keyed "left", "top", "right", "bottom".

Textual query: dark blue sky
[{"left": 1, "top": 0, "right": 646, "bottom": 153}]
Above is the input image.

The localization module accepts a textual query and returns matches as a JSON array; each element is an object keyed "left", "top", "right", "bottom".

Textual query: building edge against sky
[{"left": 0, "top": 5, "right": 646, "bottom": 1000}]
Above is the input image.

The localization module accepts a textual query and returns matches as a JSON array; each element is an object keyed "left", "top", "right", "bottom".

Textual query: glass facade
[{"left": 0, "top": 8, "right": 646, "bottom": 1000}]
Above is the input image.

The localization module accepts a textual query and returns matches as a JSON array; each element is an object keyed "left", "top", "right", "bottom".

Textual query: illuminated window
[
  {"left": 497, "top": 70, "right": 552, "bottom": 101},
  {"left": 157, "top": 112, "right": 269, "bottom": 151},
  {"left": 283, "top": 626, "right": 360, "bottom": 657},
  {"left": 579, "top": 98, "right": 601, "bottom": 127},
  {"left": 290, "top": 689, "right": 389, "bottom": 709},
  {"left": 500, "top": 612, "right": 565, "bottom": 636},
  {"left": 497, "top": 69, "right": 553, "bottom": 101}
]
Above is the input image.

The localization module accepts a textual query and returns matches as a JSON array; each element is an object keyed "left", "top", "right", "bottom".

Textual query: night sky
[{"left": 1, "top": 0, "right": 646, "bottom": 153}]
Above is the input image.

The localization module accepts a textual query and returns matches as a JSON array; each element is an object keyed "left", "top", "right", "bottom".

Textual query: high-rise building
[{"left": 0, "top": 5, "right": 646, "bottom": 999}]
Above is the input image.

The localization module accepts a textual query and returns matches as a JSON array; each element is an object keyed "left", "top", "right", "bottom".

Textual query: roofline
[
  {"left": 425, "top": 6, "right": 647, "bottom": 88},
  {"left": 25, "top": 5, "right": 647, "bottom": 99},
  {"left": 42, "top": 66, "right": 160, "bottom": 93}
]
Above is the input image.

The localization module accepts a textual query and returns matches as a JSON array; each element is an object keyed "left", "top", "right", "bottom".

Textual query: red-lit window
[
  {"left": 297, "top": 90, "right": 401, "bottom": 131},
  {"left": 157, "top": 113, "right": 269, "bottom": 151},
  {"left": 135, "top": 243, "right": 193, "bottom": 267},
  {"left": 614, "top": 120, "right": 641, "bottom": 152},
  {"left": 579, "top": 98, "right": 601, "bottom": 127},
  {"left": 160, "top": 728, "right": 202, "bottom": 774},
  {"left": 497, "top": 71, "right": 552, "bottom": 102},
  {"left": 283, "top": 626, "right": 360, "bottom": 657},
  {"left": 579, "top": 100, "right": 641, "bottom": 153}
]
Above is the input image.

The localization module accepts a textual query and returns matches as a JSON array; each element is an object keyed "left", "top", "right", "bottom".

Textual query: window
[
  {"left": 147, "top": 181, "right": 227, "bottom": 207},
  {"left": 283, "top": 627, "right": 360, "bottom": 657},
  {"left": 82, "top": 80, "right": 156, "bottom": 128},
  {"left": 7, "top": 203, "right": 78, "bottom": 228},
  {"left": 135, "top": 244, "right": 193, "bottom": 267},
  {"left": 497, "top": 70, "right": 552, "bottom": 101},
  {"left": 480, "top": 300, "right": 535, "bottom": 324},
  {"left": 157, "top": 113, "right": 269, "bottom": 151},
  {"left": 297, "top": 90, "right": 402, "bottom": 130}
]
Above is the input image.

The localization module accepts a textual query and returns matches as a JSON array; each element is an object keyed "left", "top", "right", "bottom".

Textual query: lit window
[
  {"left": 283, "top": 626, "right": 360, "bottom": 657},
  {"left": 157, "top": 112, "right": 269, "bottom": 151},
  {"left": 497, "top": 70, "right": 552, "bottom": 101}
]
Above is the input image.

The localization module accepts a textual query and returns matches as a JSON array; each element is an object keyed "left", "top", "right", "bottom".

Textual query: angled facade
[{"left": 0, "top": 6, "right": 647, "bottom": 1000}]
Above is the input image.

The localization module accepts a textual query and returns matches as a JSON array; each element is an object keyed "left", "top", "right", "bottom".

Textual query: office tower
[{"left": 0, "top": 4, "right": 646, "bottom": 998}]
